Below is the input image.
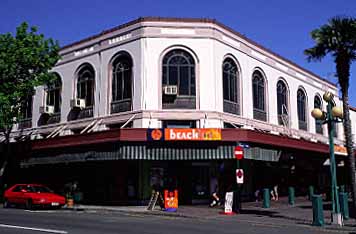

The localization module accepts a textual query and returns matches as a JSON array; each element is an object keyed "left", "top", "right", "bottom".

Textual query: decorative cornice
[{"left": 58, "top": 17, "right": 336, "bottom": 89}]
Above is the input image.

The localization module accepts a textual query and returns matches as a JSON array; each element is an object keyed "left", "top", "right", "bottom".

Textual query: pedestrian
[
  {"left": 270, "top": 184, "right": 278, "bottom": 201},
  {"left": 209, "top": 176, "right": 221, "bottom": 207},
  {"left": 254, "top": 188, "right": 260, "bottom": 202}
]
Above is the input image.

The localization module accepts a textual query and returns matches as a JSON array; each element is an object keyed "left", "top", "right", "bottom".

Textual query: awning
[
  {"left": 20, "top": 143, "right": 281, "bottom": 167},
  {"left": 21, "top": 144, "right": 235, "bottom": 166}
]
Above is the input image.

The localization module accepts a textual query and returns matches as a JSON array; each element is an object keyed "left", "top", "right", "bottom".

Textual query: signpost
[
  {"left": 236, "top": 169, "right": 244, "bottom": 184},
  {"left": 234, "top": 145, "right": 244, "bottom": 213}
]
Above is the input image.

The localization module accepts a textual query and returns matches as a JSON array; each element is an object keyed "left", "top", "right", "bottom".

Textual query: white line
[{"left": 0, "top": 224, "right": 68, "bottom": 234}]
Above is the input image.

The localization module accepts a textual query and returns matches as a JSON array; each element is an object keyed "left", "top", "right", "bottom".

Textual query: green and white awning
[{"left": 21, "top": 143, "right": 280, "bottom": 166}]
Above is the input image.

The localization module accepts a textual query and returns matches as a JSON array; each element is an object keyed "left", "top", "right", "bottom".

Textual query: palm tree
[{"left": 305, "top": 16, "right": 356, "bottom": 209}]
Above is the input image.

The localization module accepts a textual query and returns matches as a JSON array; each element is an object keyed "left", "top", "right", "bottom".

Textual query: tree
[
  {"left": 0, "top": 22, "right": 60, "bottom": 187},
  {"left": 305, "top": 16, "right": 356, "bottom": 209}
]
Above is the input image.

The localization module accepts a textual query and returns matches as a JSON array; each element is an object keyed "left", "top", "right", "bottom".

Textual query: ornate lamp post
[{"left": 311, "top": 91, "right": 343, "bottom": 226}]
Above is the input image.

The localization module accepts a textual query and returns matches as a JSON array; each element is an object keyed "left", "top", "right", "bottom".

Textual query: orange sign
[
  {"left": 164, "top": 128, "right": 221, "bottom": 141},
  {"left": 164, "top": 190, "right": 178, "bottom": 211},
  {"left": 335, "top": 145, "right": 347, "bottom": 156}
]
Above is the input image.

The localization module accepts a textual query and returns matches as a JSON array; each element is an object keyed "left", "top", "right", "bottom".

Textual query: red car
[{"left": 3, "top": 184, "right": 65, "bottom": 209}]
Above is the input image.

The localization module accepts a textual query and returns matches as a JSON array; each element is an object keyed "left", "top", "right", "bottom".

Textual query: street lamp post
[{"left": 311, "top": 91, "right": 343, "bottom": 226}]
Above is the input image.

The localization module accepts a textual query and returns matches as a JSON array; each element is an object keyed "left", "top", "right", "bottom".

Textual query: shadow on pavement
[{"left": 240, "top": 208, "right": 311, "bottom": 224}]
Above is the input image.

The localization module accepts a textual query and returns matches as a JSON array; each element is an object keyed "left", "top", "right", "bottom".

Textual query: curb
[{"left": 63, "top": 206, "right": 195, "bottom": 219}]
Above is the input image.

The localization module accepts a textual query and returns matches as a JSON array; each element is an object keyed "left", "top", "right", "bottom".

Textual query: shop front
[{"left": 13, "top": 128, "right": 343, "bottom": 205}]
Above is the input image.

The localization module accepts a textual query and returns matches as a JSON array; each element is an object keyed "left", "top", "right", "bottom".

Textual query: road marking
[
  {"left": 26, "top": 210, "right": 57, "bottom": 213},
  {"left": 0, "top": 224, "right": 68, "bottom": 234}
]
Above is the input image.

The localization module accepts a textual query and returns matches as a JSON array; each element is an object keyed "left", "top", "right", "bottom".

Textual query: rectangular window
[{"left": 162, "top": 120, "right": 196, "bottom": 128}]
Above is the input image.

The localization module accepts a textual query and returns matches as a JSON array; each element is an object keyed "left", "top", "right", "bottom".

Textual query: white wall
[{"left": 27, "top": 23, "right": 354, "bottom": 144}]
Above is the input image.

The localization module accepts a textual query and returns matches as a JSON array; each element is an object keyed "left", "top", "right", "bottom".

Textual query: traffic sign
[
  {"left": 236, "top": 169, "right": 244, "bottom": 184},
  {"left": 234, "top": 146, "right": 244, "bottom": 160}
]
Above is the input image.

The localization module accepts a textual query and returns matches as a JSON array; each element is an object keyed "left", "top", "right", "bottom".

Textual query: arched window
[
  {"left": 223, "top": 58, "right": 240, "bottom": 115},
  {"left": 111, "top": 53, "right": 133, "bottom": 113},
  {"left": 77, "top": 64, "right": 95, "bottom": 107},
  {"left": 162, "top": 49, "right": 196, "bottom": 109},
  {"left": 297, "top": 88, "right": 307, "bottom": 130},
  {"left": 46, "top": 74, "right": 62, "bottom": 114},
  {"left": 252, "top": 70, "right": 266, "bottom": 121},
  {"left": 18, "top": 94, "right": 33, "bottom": 129},
  {"left": 277, "top": 80, "right": 289, "bottom": 126},
  {"left": 314, "top": 95, "right": 323, "bottom": 134},
  {"left": 76, "top": 64, "right": 95, "bottom": 119},
  {"left": 44, "top": 74, "right": 62, "bottom": 124}
]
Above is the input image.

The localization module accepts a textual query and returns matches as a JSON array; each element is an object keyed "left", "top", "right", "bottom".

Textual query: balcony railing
[
  {"left": 298, "top": 120, "right": 308, "bottom": 131},
  {"left": 163, "top": 96, "right": 196, "bottom": 109},
  {"left": 223, "top": 100, "right": 240, "bottom": 115},
  {"left": 253, "top": 109, "right": 267, "bottom": 122},
  {"left": 315, "top": 121, "right": 323, "bottom": 134},
  {"left": 77, "top": 107, "right": 94, "bottom": 120},
  {"left": 111, "top": 99, "right": 132, "bottom": 114},
  {"left": 47, "top": 113, "right": 61, "bottom": 125},
  {"left": 18, "top": 118, "right": 32, "bottom": 129},
  {"left": 278, "top": 114, "right": 289, "bottom": 127}
]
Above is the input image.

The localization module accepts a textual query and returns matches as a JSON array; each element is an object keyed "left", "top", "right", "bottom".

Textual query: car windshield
[{"left": 26, "top": 185, "right": 53, "bottom": 193}]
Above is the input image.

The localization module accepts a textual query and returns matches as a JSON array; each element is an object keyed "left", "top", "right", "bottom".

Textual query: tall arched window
[
  {"left": 252, "top": 70, "right": 266, "bottom": 121},
  {"left": 277, "top": 80, "right": 289, "bottom": 126},
  {"left": 18, "top": 94, "right": 33, "bottom": 129},
  {"left": 314, "top": 95, "right": 323, "bottom": 134},
  {"left": 162, "top": 49, "right": 196, "bottom": 109},
  {"left": 77, "top": 65, "right": 95, "bottom": 107},
  {"left": 44, "top": 74, "right": 62, "bottom": 124},
  {"left": 111, "top": 53, "right": 133, "bottom": 113},
  {"left": 76, "top": 64, "right": 95, "bottom": 119},
  {"left": 297, "top": 88, "right": 307, "bottom": 130},
  {"left": 223, "top": 58, "right": 240, "bottom": 115}
]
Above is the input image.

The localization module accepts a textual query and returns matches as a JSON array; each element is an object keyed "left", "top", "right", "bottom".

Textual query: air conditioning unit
[
  {"left": 39, "top": 105, "right": 54, "bottom": 115},
  {"left": 163, "top": 85, "right": 178, "bottom": 95},
  {"left": 70, "top": 98, "right": 86, "bottom": 109}
]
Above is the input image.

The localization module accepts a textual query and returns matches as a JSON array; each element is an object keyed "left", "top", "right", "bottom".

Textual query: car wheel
[
  {"left": 3, "top": 199, "right": 10, "bottom": 208},
  {"left": 25, "top": 199, "right": 33, "bottom": 210}
]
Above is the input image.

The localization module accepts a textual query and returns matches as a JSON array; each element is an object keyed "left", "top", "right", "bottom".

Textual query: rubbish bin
[
  {"left": 263, "top": 188, "right": 270, "bottom": 208},
  {"left": 339, "top": 192, "right": 349, "bottom": 220},
  {"left": 288, "top": 187, "right": 295, "bottom": 206},
  {"left": 312, "top": 194, "right": 324, "bottom": 226}
]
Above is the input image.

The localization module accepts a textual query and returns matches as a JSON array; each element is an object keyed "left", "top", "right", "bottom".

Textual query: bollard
[
  {"left": 308, "top": 186, "right": 314, "bottom": 201},
  {"left": 339, "top": 192, "right": 349, "bottom": 220},
  {"left": 312, "top": 194, "right": 324, "bottom": 226},
  {"left": 288, "top": 187, "right": 295, "bottom": 206},
  {"left": 263, "top": 188, "right": 270, "bottom": 208}
]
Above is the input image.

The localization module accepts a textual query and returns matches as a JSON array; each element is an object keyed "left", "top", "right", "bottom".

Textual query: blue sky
[{"left": 1, "top": 0, "right": 355, "bottom": 105}]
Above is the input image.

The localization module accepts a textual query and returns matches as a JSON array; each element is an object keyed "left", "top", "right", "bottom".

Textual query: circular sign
[
  {"left": 234, "top": 146, "right": 244, "bottom": 160},
  {"left": 151, "top": 129, "right": 163, "bottom": 140}
]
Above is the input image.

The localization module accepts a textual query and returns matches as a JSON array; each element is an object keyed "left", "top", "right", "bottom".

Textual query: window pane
[
  {"left": 179, "top": 66, "right": 189, "bottom": 95},
  {"left": 123, "top": 70, "right": 131, "bottom": 99},
  {"left": 168, "top": 66, "right": 178, "bottom": 85},
  {"left": 162, "top": 66, "right": 167, "bottom": 85},
  {"left": 190, "top": 67, "right": 195, "bottom": 95}
]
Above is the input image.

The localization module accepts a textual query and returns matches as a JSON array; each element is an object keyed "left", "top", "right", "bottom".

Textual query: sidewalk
[{"left": 74, "top": 197, "right": 356, "bottom": 231}]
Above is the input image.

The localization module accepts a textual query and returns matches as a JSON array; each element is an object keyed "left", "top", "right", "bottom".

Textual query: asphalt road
[{"left": 0, "top": 207, "right": 353, "bottom": 234}]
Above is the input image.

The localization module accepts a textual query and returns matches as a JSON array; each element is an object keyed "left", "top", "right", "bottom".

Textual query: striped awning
[
  {"left": 20, "top": 143, "right": 281, "bottom": 167},
  {"left": 20, "top": 144, "right": 235, "bottom": 166},
  {"left": 244, "top": 147, "right": 281, "bottom": 162}
]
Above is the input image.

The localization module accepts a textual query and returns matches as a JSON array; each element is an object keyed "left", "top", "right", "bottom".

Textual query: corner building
[{"left": 9, "top": 17, "right": 356, "bottom": 205}]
